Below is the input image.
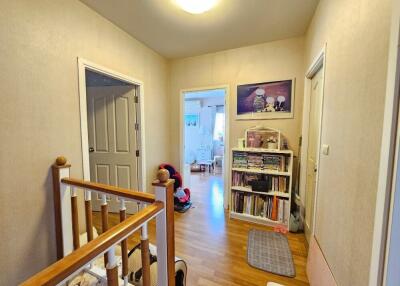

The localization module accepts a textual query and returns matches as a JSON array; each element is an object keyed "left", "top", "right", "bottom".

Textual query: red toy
[{"left": 159, "top": 164, "right": 192, "bottom": 213}]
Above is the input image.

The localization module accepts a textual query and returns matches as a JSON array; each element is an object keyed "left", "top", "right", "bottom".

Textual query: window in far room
[{"left": 213, "top": 108, "right": 225, "bottom": 142}]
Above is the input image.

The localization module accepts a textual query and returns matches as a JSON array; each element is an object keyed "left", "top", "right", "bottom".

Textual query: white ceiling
[{"left": 81, "top": 0, "right": 319, "bottom": 59}]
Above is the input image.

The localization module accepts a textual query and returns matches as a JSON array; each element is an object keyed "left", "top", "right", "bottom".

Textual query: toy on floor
[
  {"left": 159, "top": 163, "right": 192, "bottom": 213},
  {"left": 128, "top": 243, "right": 187, "bottom": 286},
  {"left": 273, "top": 225, "right": 288, "bottom": 234}
]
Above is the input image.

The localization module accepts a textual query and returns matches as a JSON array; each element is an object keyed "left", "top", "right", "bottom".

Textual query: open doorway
[
  {"left": 78, "top": 59, "right": 145, "bottom": 214},
  {"left": 181, "top": 87, "right": 228, "bottom": 208}
]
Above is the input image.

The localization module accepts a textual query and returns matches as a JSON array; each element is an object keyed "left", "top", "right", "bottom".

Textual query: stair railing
[{"left": 20, "top": 157, "right": 175, "bottom": 286}]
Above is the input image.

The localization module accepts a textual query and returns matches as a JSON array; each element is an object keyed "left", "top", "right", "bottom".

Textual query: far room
[{"left": 183, "top": 88, "right": 226, "bottom": 208}]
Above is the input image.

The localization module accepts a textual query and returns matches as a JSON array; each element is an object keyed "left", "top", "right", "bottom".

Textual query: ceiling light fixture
[{"left": 175, "top": 0, "right": 219, "bottom": 14}]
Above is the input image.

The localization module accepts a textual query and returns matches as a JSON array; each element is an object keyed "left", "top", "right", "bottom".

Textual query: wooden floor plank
[{"left": 93, "top": 172, "right": 309, "bottom": 286}]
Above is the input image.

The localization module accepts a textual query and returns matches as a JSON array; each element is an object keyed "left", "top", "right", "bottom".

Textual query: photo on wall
[
  {"left": 184, "top": 114, "right": 200, "bottom": 128},
  {"left": 236, "top": 79, "right": 295, "bottom": 120}
]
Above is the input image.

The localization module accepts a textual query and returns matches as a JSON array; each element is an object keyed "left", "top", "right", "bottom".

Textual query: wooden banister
[
  {"left": 20, "top": 201, "right": 164, "bottom": 286},
  {"left": 44, "top": 157, "right": 176, "bottom": 286},
  {"left": 61, "top": 178, "right": 155, "bottom": 203}
]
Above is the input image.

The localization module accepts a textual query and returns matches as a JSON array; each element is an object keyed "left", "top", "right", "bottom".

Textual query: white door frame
[
  {"left": 369, "top": 0, "right": 400, "bottom": 284},
  {"left": 179, "top": 85, "right": 230, "bottom": 209},
  {"left": 77, "top": 58, "right": 146, "bottom": 192},
  {"left": 299, "top": 45, "right": 327, "bottom": 236}
]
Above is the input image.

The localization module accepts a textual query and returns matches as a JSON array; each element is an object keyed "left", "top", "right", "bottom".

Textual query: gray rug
[{"left": 247, "top": 229, "right": 295, "bottom": 277}]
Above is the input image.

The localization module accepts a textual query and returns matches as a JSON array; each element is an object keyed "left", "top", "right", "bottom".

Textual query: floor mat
[{"left": 247, "top": 229, "right": 295, "bottom": 277}]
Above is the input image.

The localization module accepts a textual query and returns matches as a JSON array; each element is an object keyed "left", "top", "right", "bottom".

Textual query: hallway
[{"left": 94, "top": 173, "right": 309, "bottom": 286}]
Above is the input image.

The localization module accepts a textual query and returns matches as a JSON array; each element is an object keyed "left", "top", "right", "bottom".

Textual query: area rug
[{"left": 247, "top": 229, "right": 295, "bottom": 277}]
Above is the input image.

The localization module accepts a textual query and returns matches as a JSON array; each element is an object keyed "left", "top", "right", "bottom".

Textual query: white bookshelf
[{"left": 229, "top": 147, "right": 293, "bottom": 230}]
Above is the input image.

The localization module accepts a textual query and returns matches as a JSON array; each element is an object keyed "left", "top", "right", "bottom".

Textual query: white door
[
  {"left": 305, "top": 68, "right": 323, "bottom": 242},
  {"left": 87, "top": 85, "right": 140, "bottom": 214}
]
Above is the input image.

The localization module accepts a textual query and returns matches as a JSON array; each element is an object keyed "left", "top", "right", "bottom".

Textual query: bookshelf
[{"left": 229, "top": 147, "right": 293, "bottom": 230}]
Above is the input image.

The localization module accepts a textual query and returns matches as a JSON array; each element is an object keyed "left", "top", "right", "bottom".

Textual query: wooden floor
[{"left": 93, "top": 172, "right": 309, "bottom": 286}]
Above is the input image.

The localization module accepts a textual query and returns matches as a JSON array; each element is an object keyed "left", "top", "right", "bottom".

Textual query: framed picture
[
  {"left": 236, "top": 79, "right": 295, "bottom": 120},
  {"left": 245, "top": 127, "right": 281, "bottom": 150},
  {"left": 184, "top": 114, "right": 199, "bottom": 128}
]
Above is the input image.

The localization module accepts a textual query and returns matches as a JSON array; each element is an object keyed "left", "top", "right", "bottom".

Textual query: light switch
[{"left": 322, "top": 144, "right": 330, "bottom": 155}]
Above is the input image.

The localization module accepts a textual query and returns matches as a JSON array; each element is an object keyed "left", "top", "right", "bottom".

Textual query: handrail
[
  {"left": 61, "top": 178, "right": 155, "bottom": 203},
  {"left": 20, "top": 201, "right": 163, "bottom": 286}
]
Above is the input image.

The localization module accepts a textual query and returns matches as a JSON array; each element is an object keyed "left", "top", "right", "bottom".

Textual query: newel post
[
  {"left": 153, "top": 179, "right": 175, "bottom": 286},
  {"left": 52, "top": 156, "right": 73, "bottom": 259}
]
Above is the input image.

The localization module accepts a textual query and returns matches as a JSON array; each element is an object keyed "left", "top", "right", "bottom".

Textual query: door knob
[{"left": 89, "top": 147, "right": 94, "bottom": 153}]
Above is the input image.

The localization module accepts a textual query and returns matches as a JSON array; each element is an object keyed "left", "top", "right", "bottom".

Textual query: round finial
[
  {"left": 55, "top": 156, "right": 67, "bottom": 166},
  {"left": 157, "top": 169, "right": 170, "bottom": 183}
]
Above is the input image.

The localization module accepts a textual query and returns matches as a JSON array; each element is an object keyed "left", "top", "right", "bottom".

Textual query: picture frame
[
  {"left": 184, "top": 114, "right": 200, "bottom": 128},
  {"left": 236, "top": 79, "right": 295, "bottom": 120},
  {"left": 245, "top": 126, "right": 281, "bottom": 150}
]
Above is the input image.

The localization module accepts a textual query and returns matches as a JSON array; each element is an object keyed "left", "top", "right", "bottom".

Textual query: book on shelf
[
  {"left": 271, "top": 195, "right": 277, "bottom": 220},
  {"left": 231, "top": 192, "right": 289, "bottom": 224},
  {"left": 231, "top": 171, "right": 288, "bottom": 193},
  {"left": 232, "top": 152, "right": 248, "bottom": 168},
  {"left": 232, "top": 151, "right": 289, "bottom": 172}
]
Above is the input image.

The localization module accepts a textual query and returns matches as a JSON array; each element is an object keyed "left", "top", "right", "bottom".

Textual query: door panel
[
  {"left": 305, "top": 68, "right": 323, "bottom": 242},
  {"left": 87, "top": 85, "right": 139, "bottom": 213},
  {"left": 115, "top": 96, "right": 130, "bottom": 152},
  {"left": 94, "top": 96, "right": 109, "bottom": 152},
  {"left": 116, "top": 165, "right": 131, "bottom": 189},
  {"left": 95, "top": 164, "right": 110, "bottom": 185},
  {"left": 95, "top": 164, "right": 111, "bottom": 201}
]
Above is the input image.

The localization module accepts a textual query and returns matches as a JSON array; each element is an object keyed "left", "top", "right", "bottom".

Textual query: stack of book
[
  {"left": 232, "top": 151, "right": 289, "bottom": 172},
  {"left": 268, "top": 176, "right": 288, "bottom": 192},
  {"left": 262, "top": 154, "right": 287, "bottom": 171},
  {"left": 232, "top": 171, "right": 261, "bottom": 187},
  {"left": 231, "top": 192, "right": 289, "bottom": 224},
  {"left": 247, "top": 153, "right": 263, "bottom": 169},
  {"left": 232, "top": 152, "right": 248, "bottom": 168},
  {"left": 231, "top": 171, "right": 288, "bottom": 193}
]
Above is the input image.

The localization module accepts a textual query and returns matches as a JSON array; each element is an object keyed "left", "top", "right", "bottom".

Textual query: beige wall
[
  {"left": 0, "top": 0, "right": 169, "bottom": 284},
  {"left": 0, "top": 0, "right": 394, "bottom": 285},
  {"left": 304, "top": 0, "right": 391, "bottom": 285},
  {"left": 169, "top": 37, "right": 305, "bottom": 170}
]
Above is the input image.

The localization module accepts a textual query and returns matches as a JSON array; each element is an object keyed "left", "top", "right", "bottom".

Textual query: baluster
[
  {"left": 106, "top": 246, "right": 119, "bottom": 286},
  {"left": 141, "top": 222, "right": 151, "bottom": 286},
  {"left": 71, "top": 186, "right": 80, "bottom": 250},
  {"left": 84, "top": 189, "right": 94, "bottom": 242},
  {"left": 119, "top": 198, "right": 129, "bottom": 285},
  {"left": 101, "top": 194, "right": 109, "bottom": 265}
]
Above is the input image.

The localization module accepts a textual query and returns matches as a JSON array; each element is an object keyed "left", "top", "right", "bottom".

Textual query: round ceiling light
[{"left": 175, "top": 0, "right": 219, "bottom": 14}]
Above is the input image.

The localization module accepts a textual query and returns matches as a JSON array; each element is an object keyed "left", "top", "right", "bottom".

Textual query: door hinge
[
  {"left": 134, "top": 96, "right": 139, "bottom": 103},
  {"left": 135, "top": 123, "right": 139, "bottom": 130},
  {"left": 136, "top": 150, "right": 140, "bottom": 157}
]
